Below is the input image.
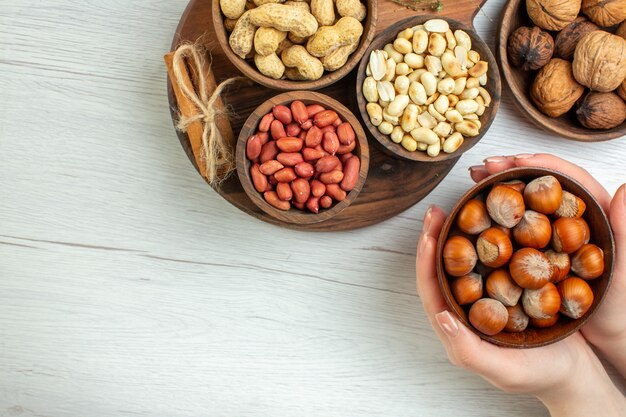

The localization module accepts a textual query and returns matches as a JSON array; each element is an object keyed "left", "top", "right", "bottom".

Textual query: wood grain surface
[{"left": 0, "top": 1, "right": 625, "bottom": 417}]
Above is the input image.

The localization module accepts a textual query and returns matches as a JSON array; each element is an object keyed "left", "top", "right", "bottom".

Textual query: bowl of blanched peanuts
[{"left": 356, "top": 15, "right": 501, "bottom": 162}]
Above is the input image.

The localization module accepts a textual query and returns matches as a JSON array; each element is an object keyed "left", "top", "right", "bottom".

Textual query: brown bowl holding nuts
[
  {"left": 436, "top": 167, "right": 615, "bottom": 348},
  {"left": 213, "top": 0, "right": 377, "bottom": 91},
  {"left": 497, "top": 0, "right": 626, "bottom": 141},
  {"left": 356, "top": 15, "right": 501, "bottom": 162},
  {"left": 236, "top": 91, "right": 369, "bottom": 224}
]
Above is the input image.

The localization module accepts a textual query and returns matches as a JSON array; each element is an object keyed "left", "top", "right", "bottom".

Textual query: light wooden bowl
[
  {"left": 436, "top": 167, "right": 615, "bottom": 348},
  {"left": 355, "top": 14, "right": 501, "bottom": 163},
  {"left": 236, "top": 91, "right": 369, "bottom": 224},
  {"left": 497, "top": 0, "right": 626, "bottom": 141},
  {"left": 212, "top": 0, "right": 378, "bottom": 91}
]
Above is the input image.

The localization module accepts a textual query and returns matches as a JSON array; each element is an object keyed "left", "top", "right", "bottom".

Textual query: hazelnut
[
  {"left": 554, "top": 17, "right": 599, "bottom": 60},
  {"left": 531, "top": 59, "right": 585, "bottom": 117},
  {"left": 545, "top": 249, "right": 571, "bottom": 283},
  {"left": 486, "top": 269, "right": 523, "bottom": 306},
  {"left": 552, "top": 217, "right": 588, "bottom": 254},
  {"left": 555, "top": 190, "right": 586, "bottom": 218},
  {"left": 443, "top": 235, "right": 478, "bottom": 277},
  {"left": 469, "top": 298, "right": 509, "bottom": 336},
  {"left": 509, "top": 248, "right": 554, "bottom": 289},
  {"left": 507, "top": 26, "right": 554, "bottom": 71},
  {"left": 522, "top": 282, "right": 561, "bottom": 319},
  {"left": 530, "top": 312, "right": 560, "bottom": 328},
  {"left": 486, "top": 185, "right": 525, "bottom": 228},
  {"left": 451, "top": 272, "right": 484, "bottom": 305},
  {"left": 526, "top": 0, "right": 581, "bottom": 31},
  {"left": 504, "top": 304, "right": 530, "bottom": 332},
  {"left": 576, "top": 92, "right": 626, "bottom": 129},
  {"left": 571, "top": 243, "right": 605, "bottom": 279},
  {"left": 581, "top": 0, "right": 626, "bottom": 27},
  {"left": 477, "top": 227, "right": 514, "bottom": 268},
  {"left": 513, "top": 210, "right": 552, "bottom": 249},
  {"left": 558, "top": 277, "right": 594, "bottom": 319},
  {"left": 524, "top": 175, "right": 563, "bottom": 214},
  {"left": 456, "top": 199, "right": 491, "bottom": 235},
  {"left": 573, "top": 31, "right": 626, "bottom": 92}
]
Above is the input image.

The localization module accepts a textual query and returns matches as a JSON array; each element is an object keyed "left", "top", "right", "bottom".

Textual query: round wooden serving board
[{"left": 168, "top": 0, "right": 489, "bottom": 231}]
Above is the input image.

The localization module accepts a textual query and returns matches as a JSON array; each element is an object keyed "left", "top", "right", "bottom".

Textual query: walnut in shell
[
  {"left": 582, "top": 0, "right": 626, "bottom": 27},
  {"left": 576, "top": 92, "right": 626, "bottom": 129},
  {"left": 573, "top": 31, "right": 626, "bottom": 92},
  {"left": 617, "top": 79, "right": 626, "bottom": 101},
  {"left": 554, "top": 17, "right": 599, "bottom": 60},
  {"left": 508, "top": 26, "right": 554, "bottom": 70},
  {"left": 526, "top": 0, "right": 581, "bottom": 31},
  {"left": 531, "top": 58, "right": 585, "bottom": 117},
  {"left": 617, "top": 21, "right": 626, "bottom": 40}
]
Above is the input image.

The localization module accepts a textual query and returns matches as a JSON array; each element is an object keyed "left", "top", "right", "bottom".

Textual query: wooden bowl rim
[
  {"left": 236, "top": 90, "right": 370, "bottom": 224},
  {"left": 496, "top": 0, "right": 626, "bottom": 142},
  {"left": 355, "top": 14, "right": 502, "bottom": 163},
  {"left": 212, "top": 0, "right": 379, "bottom": 91},
  {"left": 435, "top": 166, "right": 615, "bottom": 348}
]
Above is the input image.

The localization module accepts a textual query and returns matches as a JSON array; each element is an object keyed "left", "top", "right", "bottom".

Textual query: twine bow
[{"left": 171, "top": 43, "right": 249, "bottom": 186}]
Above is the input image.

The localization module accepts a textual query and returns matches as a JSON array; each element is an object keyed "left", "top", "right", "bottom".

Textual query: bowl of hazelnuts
[
  {"left": 436, "top": 167, "right": 615, "bottom": 348},
  {"left": 497, "top": 0, "right": 626, "bottom": 141}
]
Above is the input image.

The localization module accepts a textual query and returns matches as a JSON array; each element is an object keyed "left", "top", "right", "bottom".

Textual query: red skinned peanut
[
  {"left": 320, "top": 125, "right": 336, "bottom": 135},
  {"left": 277, "top": 152, "right": 304, "bottom": 166},
  {"left": 259, "top": 160, "right": 284, "bottom": 175},
  {"left": 258, "top": 113, "right": 274, "bottom": 132},
  {"left": 246, "top": 135, "right": 262, "bottom": 160},
  {"left": 305, "top": 126, "right": 323, "bottom": 147},
  {"left": 320, "top": 195, "right": 332, "bottom": 208},
  {"left": 336, "top": 122, "right": 355, "bottom": 145},
  {"left": 250, "top": 164, "right": 268, "bottom": 193},
  {"left": 314, "top": 110, "right": 339, "bottom": 127},
  {"left": 315, "top": 155, "right": 341, "bottom": 173},
  {"left": 270, "top": 120, "right": 286, "bottom": 140},
  {"left": 340, "top": 152, "right": 354, "bottom": 163},
  {"left": 272, "top": 105, "right": 292, "bottom": 124},
  {"left": 320, "top": 170, "right": 344, "bottom": 184},
  {"left": 340, "top": 155, "right": 360, "bottom": 191},
  {"left": 306, "top": 196, "right": 320, "bottom": 214},
  {"left": 276, "top": 137, "right": 303, "bottom": 152},
  {"left": 257, "top": 132, "right": 269, "bottom": 145},
  {"left": 326, "top": 184, "right": 347, "bottom": 201},
  {"left": 303, "top": 147, "right": 325, "bottom": 161},
  {"left": 274, "top": 167, "right": 297, "bottom": 183},
  {"left": 306, "top": 104, "right": 325, "bottom": 118},
  {"left": 322, "top": 132, "right": 340, "bottom": 155},
  {"left": 291, "top": 178, "right": 311, "bottom": 204},
  {"left": 294, "top": 162, "right": 315, "bottom": 178},
  {"left": 301, "top": 119, "right": 313, "bottom": 130},
  {"left": 293, "top": 201, "right": 306, "bottom": 210},
  {"left": 310, "top": 179, "right": 326, "bottom": 197},
  {"left": 276, "top": 182, "right": 293, "bottom": 201},
  {"left": 286, "top": 122, "right": 301, "bottom": 137},
  {"left": 290, "top": 100, "right": 308, "bottom": 125},
  {"left": 260, "top": 141, "right": 279, "bottom": 163},
  {"left": 264, "top": 191, "right": 290, "bottom": 211},
  {"left": 337, "top": 140, "right": 356, "bottom": 155}
]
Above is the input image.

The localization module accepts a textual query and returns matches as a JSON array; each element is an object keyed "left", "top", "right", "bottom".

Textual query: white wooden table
[{"left": 1, "top": 1, "right": 624, "bottom": 416}]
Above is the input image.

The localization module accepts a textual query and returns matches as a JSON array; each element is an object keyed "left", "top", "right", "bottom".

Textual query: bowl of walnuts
[
  {"left": 497, "top": 0, "right": 626, "bottom": 141},
  {"left": 213, "top": 0, "right": 377, "bottom": 91}
]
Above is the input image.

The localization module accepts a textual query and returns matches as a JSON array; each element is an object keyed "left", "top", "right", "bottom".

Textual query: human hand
[
  {"left": 469, "top": 154, "right": 626, "bottom": 375},
  {"left": 416, "top": 203, "right": 625, "bottom": 416}
]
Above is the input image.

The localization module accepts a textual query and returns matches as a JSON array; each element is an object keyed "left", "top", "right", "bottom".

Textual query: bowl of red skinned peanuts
[{"left": 236, "top": 91, "right": 370, "bottom": 224}]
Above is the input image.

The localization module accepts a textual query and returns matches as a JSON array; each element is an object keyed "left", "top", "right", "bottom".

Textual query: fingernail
[
  {"left": 436, "top": 311, "right": 459, "bottom": 338},
  {"left": 515, "top": 153, "right": 535, "bottom": 159},
  {"left": 483, "top": 156, "right": 507, "bottom": 164},
  {"left": 468, "top": 165, "right": 484, "bottom": 172},
  {"left": 423, "top": 205, "right": 434, "bottom": 234}
]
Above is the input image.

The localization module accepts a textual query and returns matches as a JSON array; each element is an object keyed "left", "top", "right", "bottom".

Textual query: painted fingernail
[
  {"left": 423, "top": 205, "right": 434, "bottom": 234},
  {"left": 436, "top": 311, "right": 459, "bottom": 338},
  {"left": 468, "top": 165, "right": 484, "bottom": 172},
  {"left": 515, "top": 153, "right": 535, "bottom": 159},
  {"left": 483, "top": 156, "right": 507, "bottom": 164}
]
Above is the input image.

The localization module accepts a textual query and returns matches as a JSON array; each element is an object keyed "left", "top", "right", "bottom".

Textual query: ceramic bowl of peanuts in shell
[
  {"left": 236, "top": 91, "right": 369, "bottom": 224},
  {"left": 356, "top": 16, "right": 501, "bottom": 162}
]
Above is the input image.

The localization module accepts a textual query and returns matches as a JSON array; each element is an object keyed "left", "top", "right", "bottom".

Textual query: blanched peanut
[
  {"left": 395, "top": 62, "right": 410, "bottom": 76},
  {"left": 401, "top": 104, "right": 418, "bottom": 132},
  {"left": 387, "top": 94, "right": 410, "bottom": 117},
  {"left": 416, "top": 141, "right": 428, "bottom": 151},
  {"left": 445, "top": 109, "right": 463, "bottom": 123},
  {"left": 438, "top": 77, "right": 455, "bottom": 95},
  {"left": 382, "top": 108, "right": 399, "bottom": 125},
  {"left": 412, "top": 30, "right": 428, "bottom": 54},
  {"left": 468, "top": 61, "right": 488, "bottom": 78},
  {"left": 410, "top": 127, "right": 439, "bottom": 145},
  {"left": 460, "top": 87, "right": 479, "bottom": 100},
  {"left": 362, "top": 77, "right": 379, "bottom": 103},
  {"left": 366, "top": 103, "right": 383, "bottom": 126},
  {"left": 427, "top": 141, "right": 441, "bottom": 157},
  {"left": 454, "top": 30, "right": 472, "bottom": 51},
  {"left": 378, "top": 121, "right": 393, "bottom": 135},
  {"left": 404, "top": 53, "right": 424, "bottom": 69},
  {"left": 417, "top": 111, "right": 437, "bottom": 129},
  {"left": 434, "top": 94, "right": 449, "bottom": 115},
  {"left": 382, "top": 57, "right": 396, "bottom": 82},
  {"left": 377, "top": 80, "right": 395, "bottom": 102},
  {"left": 397, "top": 28, "right": 414, "bottom": 40},
  {"left": 394, "top": 75, "right": 410, "bottom": 95},
  {"left": 456, "top": 99, "right": 479, "bottom": 115},
  {"left": 390, "top": 126, "right": 404, "bottom": 143},
  {"left": 478, "top": 87, "right": 492, "bottom": 107},
  {"left": 421, "top": 72, "right": 437, "bottom": 96},
  {"left": 409, "top": 81, "right": 427, "bottom": 105},
  {"left": 443, "top": 132, "right": 464, "bottom": 153},
  {"left": 433, "top": 121, "right": 452, "bottom": 138},
  {"left": 428, "top": 104, "right": 446, "bottom": 122},
  {"left": 393, "top": 38, "right": 412, "bottom": 55},
  {"left": 407, "top": 69, "right": 427, "bottom": 82},
  {"left": 428, "top": 33, "right": 446, "bottom": 56},
  {"left": 384, "top": 44, "right": 404, "bottom": 63},
  {"left": 455, "top": 120, "right": 480, "bottom": 136},
  {"left": 401, "top": 135, "right": 418, "bottom": 151},
  {"left": 448, "top": 94, "right": 459, "bottom": 107},
  {"left": 441, "top": 51, "right": 463, "bottom": 77},
  {"left": 445, "top": 30, "right": 457, "bottom": 50}
]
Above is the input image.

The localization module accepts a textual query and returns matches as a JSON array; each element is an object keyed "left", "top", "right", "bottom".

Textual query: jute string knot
[{"left": 172, "top": 43, "right": 249, "bottom": 186}]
